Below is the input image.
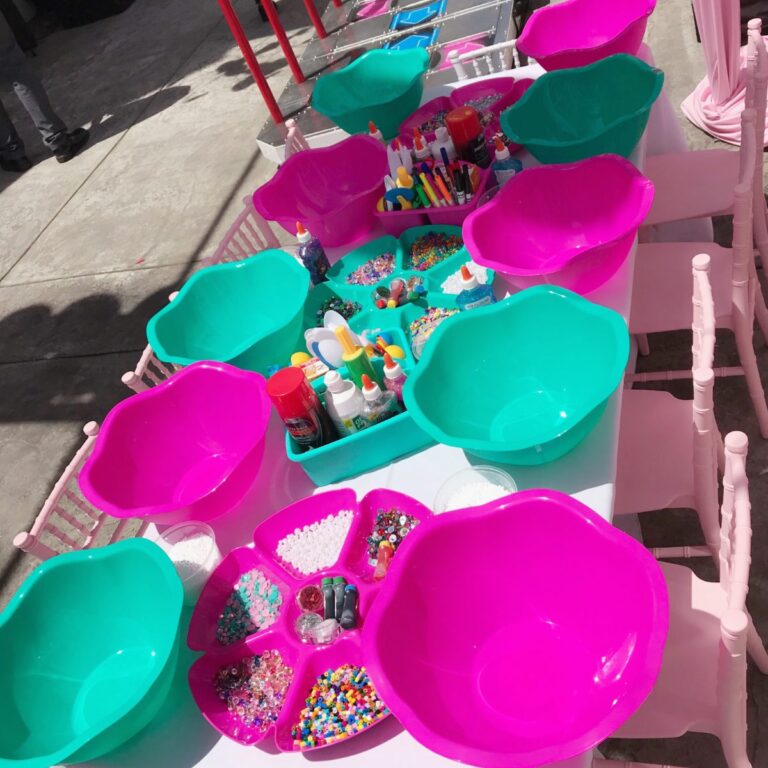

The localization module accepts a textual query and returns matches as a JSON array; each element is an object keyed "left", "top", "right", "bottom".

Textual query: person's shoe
[
  {"left": 0, "top": 155, "right": 32, "bottom": 173},
  {"left": 53, "top": 127, "right": 90, "bottom": 163}
]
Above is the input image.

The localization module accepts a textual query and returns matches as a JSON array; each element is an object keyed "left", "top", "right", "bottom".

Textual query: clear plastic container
[
  {"left": 154, "top": 522, "right": 222, "bottom": 605},
  {"left": 433, "top": 465, "right": 517, "bottom": 514}
]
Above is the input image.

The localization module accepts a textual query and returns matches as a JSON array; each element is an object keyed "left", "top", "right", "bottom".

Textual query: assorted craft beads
[
  {"left": 345, "top": 252, "right": 396, "bottom": 286},
  {"left": 366, "top": 507, "right": 420, "bottom": 565},
  {"left": 216, "top": 569, "right": 282, "bottom": 646},
  {"left": 291, "top": 664, "right": 389, "bottom": 748},
  {"left": 407, "top": 231, "right": 464, "bottom": 271},
  {"left": 276, "top": 509, "right": 354, "bottom": 575},
  {"left": 315, "top": 297, "right": 362, "bottom": 326},
  {"left": 214, "top": 650, "right": 293, "bottom": 731}
]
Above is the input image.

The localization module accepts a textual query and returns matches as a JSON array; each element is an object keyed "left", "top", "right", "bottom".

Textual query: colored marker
[
  {"left": 419, "top": 172, "right": 441, "bottom": 207},
  {"left": 463, "top": 164, "right": 473, "bottom": 201},
  {"left": 433, "top": 166, "right": 454, "bottom": 205},
  {"left": 413, "top": 180, "right": 431, "bottom": 208},
  {"left": 453, "top": 168, "right": 466, "bottom": 205}
]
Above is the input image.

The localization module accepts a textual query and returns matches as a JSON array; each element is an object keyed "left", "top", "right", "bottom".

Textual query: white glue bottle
[
  {"left": 431, "top": 126, "right": 457, "bottom": 164},
  {"left": 323, "top": 371, "right": 368, "bottom": 437}
]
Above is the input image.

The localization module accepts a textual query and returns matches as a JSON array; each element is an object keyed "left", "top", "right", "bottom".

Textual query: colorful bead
[
  {"left": 345, "top": 252, "right": 396, "bottom": 286},
  {"left": 418, "top": 109, "right": 449, "bottom": 134},
  {"left": 407, "top": 232, "right": 464, "bottom": 271},
  {"left": 216, "top": 569, "right": 283, "bottom": 646},
  {"left": 290, "top": 664, "right": 389, "bottom": 749},
  {"left": 409, "top": 306, "right": 459, "bottom": 347},
  {"left": 316, "top": 297, "right": 362, "bottom": 326},
  {"left": 214, "top": 650, "right": 293, "bottom": 732},
  {"left": 366, "top": 507, "right": 420, "bottom": 565}
]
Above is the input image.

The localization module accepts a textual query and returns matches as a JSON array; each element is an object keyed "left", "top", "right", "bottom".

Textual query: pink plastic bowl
[
  {"left": 252, "top": 135, "right": 387, "bottom": 248},
  {"left": 362, "top": 489, "right": 669, "bottom": 768},
  {"left": 187, "top": 488, "right": 433, "bottom": 751},
  {"left": 463, "top": 154, "right": 654, "bottom": 294},
  {"left": 79, "top": 362, "right": 270, "bottom": 525},
  {"left": 517, "top": 0, "right": 656, "bottom": 71}
]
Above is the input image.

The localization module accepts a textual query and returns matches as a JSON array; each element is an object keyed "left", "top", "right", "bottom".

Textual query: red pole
[
  {"left": 301, "top": 0, "right": 328, "bottom": 38},
  {"left": 332, "top": 0, "right": 342, "bottom": 7},
  {"left": 260, "top": 0, "right": 306, "bottom": 84},
  {"left": 218, "top": 0, "right": 284, "bottom": 124}
]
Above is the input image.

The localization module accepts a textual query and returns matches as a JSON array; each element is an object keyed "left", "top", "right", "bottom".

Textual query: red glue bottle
[{"left": 266, "top": 366, "right": 337, "bottom": 450}]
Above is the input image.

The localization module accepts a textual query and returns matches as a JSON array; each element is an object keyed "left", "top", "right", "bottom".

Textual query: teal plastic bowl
[
  {"left": 500, "top": 54, "right": 664, "bottom": 164},
  {"left": 0, "top": 539, "right": 183, "bottom": 768},
  {"left": 403, "top": 287, "right": 629, "bottom": 464},
  {"left": 313, "top": 48, "right": 430, "bottom": 140},
  {"left": 147, "top": 250, "right": 310, "bottom": 375}
]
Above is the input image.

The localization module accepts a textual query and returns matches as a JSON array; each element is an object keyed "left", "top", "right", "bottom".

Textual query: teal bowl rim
[
  {"left": 403, "top": 286, "right": 630, "bottom": 453},
  {"left": 0, "top": 538, "right": 183, "bottom": 768},
  {"left": 312, "top": 48, "right": 430, "bottom": 120},
  {"left": 146, "top": 250, "right": 310, "bottom": 367},
  {"left": 501, "top": 54, "right": 664, "bottom": 149}
]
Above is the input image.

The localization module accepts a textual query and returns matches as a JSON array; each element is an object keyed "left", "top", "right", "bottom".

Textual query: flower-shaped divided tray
[
  {"left": 304, "top": 224, "right": 494, "bottom": 339},
  {"left": 188, "top": 488, "right": 433, "bottom": 752}
]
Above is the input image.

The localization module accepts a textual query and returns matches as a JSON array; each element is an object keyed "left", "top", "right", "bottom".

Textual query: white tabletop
[{"left": 83, "top": 49, "right": 712, "bottom": 768}]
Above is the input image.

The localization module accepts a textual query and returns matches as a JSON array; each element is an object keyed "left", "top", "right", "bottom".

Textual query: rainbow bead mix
[
  {"left": 291, "top": 664, "right": 389, "bottom": 749},
  {"left": 408, "top": 232, "right": 464, "bottom": 271},
  {"left": 418, "top": 109, "right": 449, "bottom": 134},
  {"left": 216, "top": 568, "right": 282, "bottom": 646},
  {"left": 366, "top": 507, "right": 420, "bottom": 565},
  {"left": 409, "top": 306, "right": 459, "bottom": 345},
  {"left": 345, "top": 252, "right": 396, "bottom": 286},
  {"left": 215, "top": 650, "right": 293, "bottom": 732}
]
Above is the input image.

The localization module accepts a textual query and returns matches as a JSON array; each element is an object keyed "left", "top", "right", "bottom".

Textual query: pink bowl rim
[
  {"left": 79, "top": 361, "right": 271, "bottom": 520},
  {"left": 362, "top": 488, "right": 670, "bottom": 768},
  {"left": 464, "top": 154, "right": 654, "bottom": 276},
  {"left": 252, "top": 135, "right": 386, "bottom": 224},
  {"left": 517, "top": 0, "right": 657, "bottom": 62}
]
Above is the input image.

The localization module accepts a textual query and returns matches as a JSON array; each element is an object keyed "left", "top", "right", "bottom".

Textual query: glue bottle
[
  {"left": 323, "top": 371, "right": 368, "bottom": 437},
  {"left": 431, "top": 126, "right": 457, "bottom": 164},
  {"left": 361, "top": 374, "right": 401, "bottom": 424},
  {"left": 368, "top": 120, "right": 384, "bottom": 142},
  {"left": 383, "top": 352, "right": 407, "bottom": 403},
  {"left": 334, "top": 326, "right": 384, "bottom": 389},
  {"left": 492, "top": 136, "right": 523, "bottom": 187},
  {"left": 456, "top": 264, "right": 496, "bottom": 311},
  {"left": 412, "top": 131, "right": 432, "bottom": 164},
  {"left": 295, "top": 222, "right": 329, "bottom": 285}
]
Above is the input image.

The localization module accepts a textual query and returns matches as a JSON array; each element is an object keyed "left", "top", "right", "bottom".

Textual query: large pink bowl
[
  {"left": 252, "top": 135, "right": 387, "bottom": 248},
  {"left": 463, "top": 154, "right": 654, "bottom": 294},
  {"left": 79, "top": 362, "right": 270, "bottom": 524},
  {"left": 517, "top": 0, "right": 656, "bottom": 71},
  {"left": 362, "top": 489, "right": 669, "bottom": 768}
]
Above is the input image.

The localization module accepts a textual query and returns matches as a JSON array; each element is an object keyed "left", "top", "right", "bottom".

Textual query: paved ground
[{"left": 1, "top": 0, "right": 768, "bottom": 765}]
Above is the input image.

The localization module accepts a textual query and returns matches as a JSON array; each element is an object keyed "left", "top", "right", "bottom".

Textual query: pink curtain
[{"left": 680, "top": 0, "right": 760, "bottom": 145}]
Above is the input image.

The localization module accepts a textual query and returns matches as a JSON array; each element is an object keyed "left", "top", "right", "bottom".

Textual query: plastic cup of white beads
[
  {"left": 154, "top": 522, "right": 222, "bottom": 605},
  {"left": 433, "top": 466, "right": 517, "bottom": 514}
]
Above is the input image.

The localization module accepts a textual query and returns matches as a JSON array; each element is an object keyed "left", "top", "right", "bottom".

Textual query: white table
[{"left": 84, "top": 48, "right": 712, "bottom": 768}]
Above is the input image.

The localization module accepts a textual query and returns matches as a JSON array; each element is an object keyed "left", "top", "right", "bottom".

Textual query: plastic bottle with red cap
[
  {"left": 360, "top": 373, "right": 401, "bottom": 424},
  {"left": 266, "top": 366, "right": 337, "bottom": 450},
  {"left": 295, "top": 221, "right": 330, "bottom": 285}
]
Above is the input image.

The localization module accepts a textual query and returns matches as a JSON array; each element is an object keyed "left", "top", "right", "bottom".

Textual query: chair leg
[
  {"left": 732, "top": 322, "right": 768, "bottom": 438},
  {"left": 637, "top": 334, "right": 651, "bottom": 356},
  {"left": 753, "top": 280, "right": 768, "bottom": 344},
  {"left": 747, "top": 616, "right": 768, "bottom": 673}
]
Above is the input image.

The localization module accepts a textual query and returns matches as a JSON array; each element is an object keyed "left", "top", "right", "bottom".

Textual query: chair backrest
[
  {"left": 747, "top": 19, "right": 767, "bottom": 151},
  {"left": 449, "top": 39, "right": 521, "bottom": 81},
  {"left": 692, "top": 253, "right": 716, "bottom": 371},
  {"left": 284, "top": 118, "right": 310, "bottom": 160},
  {"left": 13, "top": 422, "right": 149, "bottom": 560}
]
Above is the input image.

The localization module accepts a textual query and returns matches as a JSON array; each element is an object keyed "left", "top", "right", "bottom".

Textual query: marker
[
  {"left": 436, "top": 165, "right": 458, "bottom": 204},
  {"left": 453, "top": 168, "right": 466, "bottom": 205},
  {"left": 463, "top": 164, "right": 473, "bottom": 202},
  {"left": 413, "top": 179, "right": 431, "bottom": 208},
  {"left": 419, "top": 172, "right": 441, "bottom": 207},
  {"left": 440, "top": 146, "right": 451, "bottom": 169},
  {"left": 433, "top": 166, "right": 454, "bottom": 205}
]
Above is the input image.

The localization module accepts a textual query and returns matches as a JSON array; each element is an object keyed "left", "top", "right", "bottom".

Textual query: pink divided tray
[{"left": 188, "top": 488, "right": 432, "bottom": 752}]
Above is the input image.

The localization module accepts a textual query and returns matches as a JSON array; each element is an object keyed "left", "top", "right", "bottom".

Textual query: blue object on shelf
[
  {"left": 386, "top": 28, "right": 439, "bottom": 50},
  {"left": 390, "top": 0, "right": 445, "bottom": 29}
]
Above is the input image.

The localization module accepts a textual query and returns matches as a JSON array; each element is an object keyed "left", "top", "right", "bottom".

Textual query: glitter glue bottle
[
  {"left": 334, "top": 325, "right": 384, "bottom": 389},
  {"left": 456, "top": 264, "right": 496, "bottom": 311},
  {"left": 323, "top": 371, "right": 368, "bottom": 437},
  {"left": 383, "top": 352, "right": 407, "bottom": 403},
  {"left": 295, "top": 221, "right": 330, "bottom": 285},
  {"left": 492, "top": 136, "right": 523, "bottom": 187},
  {"left": 266, "top": 366, "right": 338, "bottom": 450},
  {"left": 368, "top": 120, "right": 384, "bottom": 142},
  {"left": 445, "top": 106, "right": 491, "bottom": 168},
  {"left": 361, "top": 374, "right": 401, "bottom": 424}
]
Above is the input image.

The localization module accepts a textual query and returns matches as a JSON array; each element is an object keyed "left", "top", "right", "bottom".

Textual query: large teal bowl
[
  {"left": 403, "top": 287, "right": 629, "bottom": 464},
  {"left": 500, "top": 54, "right": 664, "bottom": 164},
  {"left": 313, "top": 48, "right": 430, "bottom": 140},
  {"left": 0, "top": 539, "right": 183, "bottom": 768},
  {"left": 147, "top": 250, "right": 310, "bottom": 375}
]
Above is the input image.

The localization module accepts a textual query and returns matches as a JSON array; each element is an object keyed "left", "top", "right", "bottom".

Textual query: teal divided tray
[{"left": 285, "top": 331, "right": 434, "bottom": 485}]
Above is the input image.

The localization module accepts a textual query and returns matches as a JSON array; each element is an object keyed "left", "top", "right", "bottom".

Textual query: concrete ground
[{"left": 0, "top": 0, "right": 767, "bottom": 765}]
